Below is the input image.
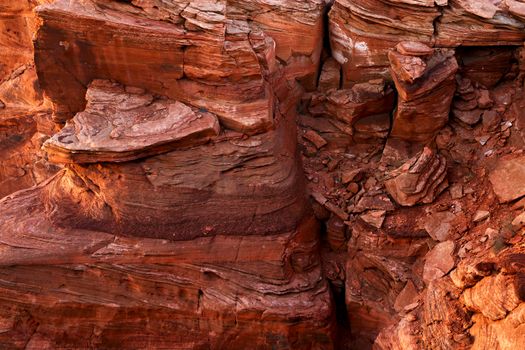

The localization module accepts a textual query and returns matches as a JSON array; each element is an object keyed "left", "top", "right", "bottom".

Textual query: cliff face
[{"left": 0, "top": 1, "right": 524, "bottom": 349}]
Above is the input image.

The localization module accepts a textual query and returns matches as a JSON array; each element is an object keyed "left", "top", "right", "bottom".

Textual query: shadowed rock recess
[{"left": 1, "top": 1, "right": 525, "bottom": 349}]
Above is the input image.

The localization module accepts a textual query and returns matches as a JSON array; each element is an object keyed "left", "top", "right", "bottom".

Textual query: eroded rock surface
[
  {"left": 385, "top": 147, "right": 449, "bottom": 207},
  {"left": 1, "top": 0, "right": 525, "bottom": 349},
  {"left": 44, "top": 80, "right": 220, "bottom": 163}
]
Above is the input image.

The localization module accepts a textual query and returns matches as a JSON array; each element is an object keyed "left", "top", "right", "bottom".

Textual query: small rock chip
[
  {"left": 311, "top": 192, "right": 327, "bottom": 205},
  {"left": 485, "top": 227, "right": 499, "bottom": 240},
  {"left": 449, "top": 183, "right": 463, "bottom": 200},
  {"left": 477, "top": 89, "right": 493, "bottom": 109},
  {"left": 347, "top": 182, "right": 359, "bottom": 194},
  {"left": 394, "top": 280, "right": 419, "bottom": 312},
  {"left": 360, "top": 210, "right": 386, "bottom": 229},
  {"left": 424, "top": 211, "right": 455, "bottom": 241},
  {"left": 473, "top": 210, "right": 490, "bottom": 223},
  {"left": 325, "top": 202, "right": 349, "bottom": 221},
  {"left": 511, "top": 212, "right": 525, "bottom": 230},
  {"left": 489, "top": 156, "right": 525, "bottom": 203},
  {"left": 482, "top": 110, "right": 501, "bottom": 131},
  {"left": 403, "top": 302, "right": 420, "bottom": 312},
  {"left": 341, "top": 168, "right": 364, "bottom": 184},
  {"left": 303, "top": 130, "right": 327, "bottom": 149}
]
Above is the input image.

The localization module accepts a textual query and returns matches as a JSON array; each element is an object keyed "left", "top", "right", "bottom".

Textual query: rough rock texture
[
  {"left": 388, "top": 43, "right": 458, "bottom": 143},
  {"left": 2, "top": 0, "right": 525, "bottom": 349},
  {"left": 44, "top": 80, "right": 221, "bottom": 163},
  {"left": 385, "top": 147, "right": 449, "bottom": 207},
  {"left": 0, "top": 191, "right": 334, "bottom": 348},
  {"left": 0, "top": 1, "right": 58, "bottom": 198},
  {"left": 34, "top": 0, "right": 325, "bottom": 132},
  {"left": 329, "top": 0, "right": 439, "bottom": 84},
  {"left": 436, "top": 0, "right": 525, "bottom": 46},
  {"left": 0, "top": 110, "right": 59, "bottom": 198},
  {"left": 489, "top": 155, "right": 525, "bottom": 203},
  {"left": 0, "top": 1, "right": 337, "bottom": 349}
]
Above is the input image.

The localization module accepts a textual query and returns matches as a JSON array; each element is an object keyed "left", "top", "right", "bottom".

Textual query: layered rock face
[
  {"left": 2, "top": 0, "right": 525, "bottom": 349},
  {"left": 0, "top": 1, "right": 334, "bottom": 349},
  {"left": 0, "top": 0, "right": 58, "bottom": 198}
]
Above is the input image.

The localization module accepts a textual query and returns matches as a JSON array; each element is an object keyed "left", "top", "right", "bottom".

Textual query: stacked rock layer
[{"left": 1, "top": 0, "right": 525, "bottom": 349}]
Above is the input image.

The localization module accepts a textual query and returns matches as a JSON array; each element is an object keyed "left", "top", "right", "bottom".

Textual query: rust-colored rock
[
  {"left": 389, "top": 43, "right": 458, "bottom": 143},
  {"left": 436, "top": 0, "right": 525, "bottom": 46},
  {"left": 2, "top": 0, "right": 525, "bottom": 349},
  {"left": 385, "top": 147, "right": 449, "bottom": 207},
  {"left": 0, "top": 191, "right": 334, "bottom": 348},
  {"left": 489, "top": 155, "right": 525, "bottom": 203},
  {"left": 329, "top": 0, "right": 439, "bottom": 85},
  {"left": 308, "top": 80, "right": 395, "bottom": 133},
  {"left": 44, "top": 80, "right": 220, "bottom": 163}
]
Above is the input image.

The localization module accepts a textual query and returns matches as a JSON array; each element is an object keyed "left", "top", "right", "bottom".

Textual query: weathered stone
[
  {"left": 44, "top": 80, "right": 220, "bottom": 163},
  {"left": 424, "top": 211, "right": 456, "bottom": 241},
  {"left": 423, "top": 241, "right": 456, "bottom": 284},
  {"left": 389, "top": 45, "right": 458, "bottom": 143},
  {"left": 360, "top": 210, "right": 386, "bottom": 229},
  {"left": 489, "top": 156, "right": 525, "bottom": 203},
  {"left": 385, "top": 147, "right": 449, "bottom": 207},
  {"left": 473, "top": 210, "right": 490, "bottom": 223},
  {"left": 303, "top": 129, "right": 328, "bottom": 149}
]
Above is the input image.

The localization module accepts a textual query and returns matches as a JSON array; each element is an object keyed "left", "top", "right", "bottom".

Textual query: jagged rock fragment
[
  {"left": 423, "top": 241, "right": 456, "bottom": 283},
  {"left": 489, "top": 156, "right": 525, "bottom": 203},
  {"left": 385, "top": 147, "right": 448, "bottom": 207}
]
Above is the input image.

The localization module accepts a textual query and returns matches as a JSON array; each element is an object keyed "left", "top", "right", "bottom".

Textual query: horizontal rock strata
[
  {"left": 385, "top": 147, "right": 448, "bottom": 206},
  {"left": 389, "top": 42, "right": 458, "bottom": 143},
  {"left": 44, "top": 80, "right": 220, "bottom": 163},
  {"left": 0, "top": 189, "right": 334, "bottom": 349}
]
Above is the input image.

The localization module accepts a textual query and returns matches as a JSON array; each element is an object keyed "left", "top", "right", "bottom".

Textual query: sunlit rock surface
[{"left": 1, "top": 0, "right": 525, "bottom": 349}]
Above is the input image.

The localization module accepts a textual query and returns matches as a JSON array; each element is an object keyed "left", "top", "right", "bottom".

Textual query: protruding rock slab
[
  {"left": 43, "top": 80, "right": 220, "bottom": 163},
  {"left": 388, "top": 43, "right": 458, "bottom": 143},
  {"left": 42, "top": 112, "right": 308, "bottom": 240},
  {"left": 385, "top": 147, "right": 448, "bottom": 207},
  {"left": 489, "top": 156, "right": 525, "bottom": 203},
  {"left": 34, "top": 0, "right": 273, "bottom": 133},
  {"left": 436, "top": 0, "right": 525, "bottom": 46}
]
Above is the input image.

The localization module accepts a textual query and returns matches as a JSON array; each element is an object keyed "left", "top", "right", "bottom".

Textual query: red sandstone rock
[
  {"left": 0, "top": 109, "right": 58, "bottom": 198},
  {"left": 489, "top": 156, "right": 525, "bottom": 203},
  {"left": 34, "top": 0, "right": 325, "bottom": 132},
  {"left": 318, "top": 57, "right": 341, "bottom": 92},
  {"left": 389, "top": 44, "right": 458, "bottom": 143},
  {"left": 0, "top": 1, "right": 57, "bottom": 198},
  {"left": 329, "top": 0, "right": 439, "bottom": 85},
  {"left": 385, "top": 147, "right": 449, "bottom": 207},
  {"left": 436, "top": 0, "right": 525, "bottom": 46},
  {"left": 308, "top": 80, "right": 395, "bottom": 132},
  {"left": 423, "top": 240, "right": 456, "bottom": 284},
  {"left": 0, "top": 190, "right": 334, "bottom": 348},
  {"left": 44, "top": 80, "right": 220, "bottom": 163},
  {"left": 2, "top": 1, "right": 525, "bottom": 349}
]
